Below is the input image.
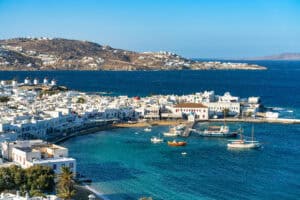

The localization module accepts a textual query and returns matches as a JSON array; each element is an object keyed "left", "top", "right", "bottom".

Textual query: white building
[
  {"left": 50, "top": 79, "right": 56, "bottom": 86},
  {"left": 203, "top": 102, "right": 240, "bottom": 117},
  {"left": 218, "top": 92, "right": 239, "bottom": 102},
  {"left": 248, "top": 97, "right": 260, "bottom": 104},
  {"left": 0, "top": 192, "right": 59, "bottom": 200},
  {"left": 33, "top": 78, "right": 39, "bottom": 85},
  {"left": 173, "top": 103, "right": 208, "bottom": 120},
  {"left": 1, "top": 140, "right": 76, "bottom": 175},
  {"left": 24, "top": 77, "right": 31, "bottom": 85}
]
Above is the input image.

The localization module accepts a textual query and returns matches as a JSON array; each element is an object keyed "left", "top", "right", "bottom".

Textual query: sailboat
[{"left": 227, "top": 125, "right": 261, "bottom": 149}]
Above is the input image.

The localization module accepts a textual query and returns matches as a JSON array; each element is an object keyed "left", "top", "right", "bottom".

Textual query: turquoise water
[{"left": 62, "top": 123, "right": 300, "bottom": 200}]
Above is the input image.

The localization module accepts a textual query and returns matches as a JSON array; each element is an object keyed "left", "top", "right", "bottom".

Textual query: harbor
[
  {"left": 0, "top": 70, "right": 299, "bottom": 200},
  {"left": 61, "top": 122, "right": 300, "bottom": 200}
]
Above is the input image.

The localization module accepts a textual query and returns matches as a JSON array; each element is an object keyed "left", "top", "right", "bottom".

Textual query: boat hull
[
  {"left": 227, "top": 142, "right": 261, "bottom": 149},
  {"left": 167, "top": 141, "right": 187, "bottom": 146},
  {"left": 198, "top": 132, "right": 237, "bottom": 138}
]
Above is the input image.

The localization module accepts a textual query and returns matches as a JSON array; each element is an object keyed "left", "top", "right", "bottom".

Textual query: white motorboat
[
  {"left": 144, "top": 127, "right": 152, "bottom": 132},
  {"left": 151, "top": 136, "right": 164, "bottom": 143},
  {"left": 163, "top": 125, "right": 183, "bottom": 137},
  {"left": 163, "top": 132, "right": 179, "bottom": 137},
  {"left": 227, "top": 126, "right": 261, "bottom": 149}
]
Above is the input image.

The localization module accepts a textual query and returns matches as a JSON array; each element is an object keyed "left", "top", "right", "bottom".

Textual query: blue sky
[{"left": 0, "top": 0, "right": 299, "bottom": 58}]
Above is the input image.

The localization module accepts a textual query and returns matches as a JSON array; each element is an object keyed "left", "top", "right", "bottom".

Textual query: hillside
[
  {"left": 0, "top": 37, "right": 266, "bottom": 70},
  {"left": 247, "top": 53, "right": 300, "bottom": 61}
]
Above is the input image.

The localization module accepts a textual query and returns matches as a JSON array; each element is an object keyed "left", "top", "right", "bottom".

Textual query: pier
[
  {"left": 208, "top": 118, "right": 300, "bottom": 124},
  {"left": 181, "top": 121, "right": 197, "bottom": 137}
]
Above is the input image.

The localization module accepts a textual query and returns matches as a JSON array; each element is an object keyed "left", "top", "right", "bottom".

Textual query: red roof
[{"left": 174, "top": 103, "right": 207, "bottom": 108}]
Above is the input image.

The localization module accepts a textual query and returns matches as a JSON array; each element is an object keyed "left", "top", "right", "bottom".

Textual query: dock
[
  {"left": 181, "top": 121, "right": 197, "bottom": 137},
  {"left": 208, "top": 118, "right": 300, "bottom": 124}
]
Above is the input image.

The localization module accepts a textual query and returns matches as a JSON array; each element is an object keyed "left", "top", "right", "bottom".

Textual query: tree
[
  {"left": 57, "top": 167, "right": 76, "bottom": 200},
  {"left": 25, "top": 165, "right": 55, "bottom": 196},
  {"left": 0, "top": 96, "right": 9, "bottom": 103},
  {"left": 0, "top": 165, "right": 55, "bottom": 196},
  {"left": 76, "top": 97, "right": 86, "bottom": 104},
  {"left": 0, "top": 166, "right": 15, "bottom": 192}
]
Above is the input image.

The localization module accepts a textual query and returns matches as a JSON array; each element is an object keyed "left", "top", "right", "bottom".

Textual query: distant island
[
  {"left": 247, "top": 53, "right": 300, "bottom": 61},
  {"left": 0, "top": 37, "right": 266, "bottom": 71}
]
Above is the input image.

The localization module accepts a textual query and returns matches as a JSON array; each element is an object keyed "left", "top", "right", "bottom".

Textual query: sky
[{"left": 0, "top": 0, "right": 299, "bottom": 58}]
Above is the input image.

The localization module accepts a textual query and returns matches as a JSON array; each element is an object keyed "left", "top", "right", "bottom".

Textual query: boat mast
[
  {"left": 223, "top": 109, "right": 226, "bottom": 126},
  {"left": 251, "top": 125, "right": 254, "bottom": 142}
]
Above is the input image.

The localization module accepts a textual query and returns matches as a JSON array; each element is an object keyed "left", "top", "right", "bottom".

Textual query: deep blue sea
[{"left": 1, "top": 60, "right": 300, "bottom": 199}]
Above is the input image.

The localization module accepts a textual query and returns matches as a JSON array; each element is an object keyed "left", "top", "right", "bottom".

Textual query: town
[
  {"left": 0, "top": 77, "right": 282, "bottom": 141},
  {"left": 0, "top": 77, "right": 295, "bottom": 199}
]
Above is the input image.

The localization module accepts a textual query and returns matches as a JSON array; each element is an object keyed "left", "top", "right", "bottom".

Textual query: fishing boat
[
  {"left": 227, "top": 126, "right": 261, "bottom": 149},
  {"left": 167, "top": 140, "right": 187, "bottom": 147}
]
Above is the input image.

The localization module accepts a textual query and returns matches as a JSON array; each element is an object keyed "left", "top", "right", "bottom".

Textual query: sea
[{"left": 1, "top": 60, "right": 300, "bottom": 200}]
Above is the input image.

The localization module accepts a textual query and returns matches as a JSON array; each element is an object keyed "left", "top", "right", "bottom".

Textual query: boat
[
  {"left": 163, "top": 125, "right": 183, "bottom": 137},
  {"left": 163, "top": 131, "right": 179, "bottom": 137},
  {"left": 151, "top": 136, "right": 164, "bottom": 143},
  {"left": 167, "top": 140, "right": 187, "bottom": 147},
  {"left": 227, "top": 126, "right": 261, "bottom": 149},
  {"left": 175, "top": 124, "right": 185, "bottom": 130},
  {"left": 144, "top": 127, "right": 152, "bottom": 132},
  {"left": 198, "top": 125, "right": 237, "bottom": 137},
  {"left": 198, "top": 113, "right": 237, "bottom": 137},
  {"left": 181, "top": 152, "right": 187, "bottom": 155}
]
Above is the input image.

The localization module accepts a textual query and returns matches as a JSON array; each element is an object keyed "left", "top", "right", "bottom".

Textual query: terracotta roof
[{"left": 174, "top": 103, "right": 207, "bottom": 108}]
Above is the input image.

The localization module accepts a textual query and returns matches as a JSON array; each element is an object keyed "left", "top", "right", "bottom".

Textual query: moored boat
[
  {"left": 163, "top": 131, "right": 179, "bottom": 137},
  {"left": 227, "top": 140, "right": 261, "bottom": 149},
  {"left": 198, "top": 125, "right": 237, "bottom": 137},
  {"left": 167, "top": 140, "right": 187, "bottom": 147},
  {"left": 227, "top": 125, "right": 262, "bottom": 149},
  {"left": 151, "top": 136, "right": 163, "bottom": 143},
  {"left": 144, "top": 127, "right": 152, "bottom": 132}
]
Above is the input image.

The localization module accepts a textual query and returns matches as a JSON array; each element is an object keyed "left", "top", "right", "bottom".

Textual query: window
[
  {"left": 69, "top": 163, "right": 74, "bottom": 168},
  {"left": 53, "top": 164, "right": 57, "bottom": 170}
]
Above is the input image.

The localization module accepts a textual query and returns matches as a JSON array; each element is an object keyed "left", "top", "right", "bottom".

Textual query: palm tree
[{"left": 57, "top": 167, "right": 76, "bottom": 200}]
